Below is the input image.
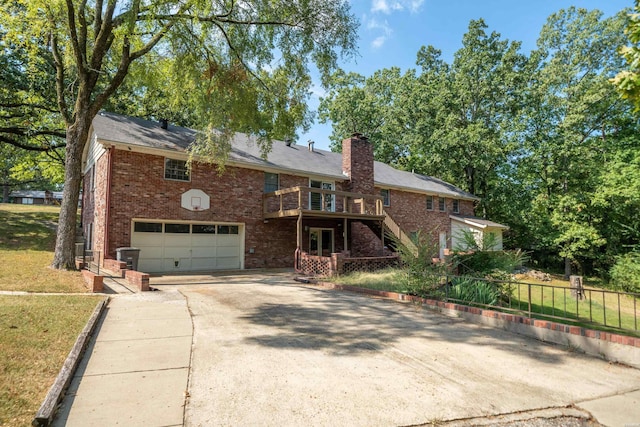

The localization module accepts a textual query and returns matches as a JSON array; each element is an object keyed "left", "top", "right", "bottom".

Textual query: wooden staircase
[{"left": 364, "top": 209, "right": 418, "bottom": 256}]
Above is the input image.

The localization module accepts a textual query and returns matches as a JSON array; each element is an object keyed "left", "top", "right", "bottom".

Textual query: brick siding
[{"left": 83, "top": 140, "right": 477, "bottom": 270}]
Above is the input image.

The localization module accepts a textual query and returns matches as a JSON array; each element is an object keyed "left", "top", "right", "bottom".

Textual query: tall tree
[
  {"left": 1, "top": 0, "right": 358, "bottom": 269},
  {"left": 421, "top": 19, "right": 525, "bottom": 214},
  {"left": 515, "top": 7, "right": 629, "bottom": 277},
  {"left": 318, "top": 67, "right": 419, "bottom": 164},
  {"left": 611, "top": 1, "right": 640, "bottom": 107}
]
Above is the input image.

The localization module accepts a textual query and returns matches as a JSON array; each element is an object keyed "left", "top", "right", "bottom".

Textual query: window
[
  {"left": 439, "top": 197, "right": 446, "bottom": 212},
  {"left": 192, "top": 224, "right": 216, "bottom": 234},
  {"left": 380, "top": 189, "right": 390, "bottom": 206},
  {"left": 264, "top": 172, "right": 279, "bottom": 193},
  {"left": 165, "top": 223, "right": 190, "bottom": 233},
  {"left": 217, "top": 225, "right": 239, "bottom": 234},
  {"left": 22, "top": 198, "right": 34, "bottom": 205},
  {"left": 426, "top": 195, "right": 434, "bottom": 210},
  {"left": 164, "top": 158, "right": 189, "bottom": 181},
  {"left": 453, "top": 199, "right": 460, "bottom": 213},
  {"left": 309, "top": 180, "right": 334, "bottom": 212},
  {"left": 134, "top": 222, "right": 162, "bottom": 232}
]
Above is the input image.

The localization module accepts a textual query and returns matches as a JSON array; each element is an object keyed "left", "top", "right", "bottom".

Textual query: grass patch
[
  {"left": 333, "top": 268, "right": 639, "bottom": 336},
  {"left": 334, "top": 268, "right": 405, "bottom": 292},
  {"left": 0, "top": 204, "right": 99, "bottom": 425},
  {"left": 0, "top": 204, "right": 86, "bottom": 293},
  {"left": 506, "top": 278, "right": 639, "bottom": 334},
  {"left": 0, "top": 295, "right": 100, "bottom": 426}
]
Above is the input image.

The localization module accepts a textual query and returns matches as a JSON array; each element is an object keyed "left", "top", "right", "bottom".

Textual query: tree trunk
[
  {"left": 563, "top": 257, "right": 571, "bottom": 280},
  {"left": 2, "top": 183, "right": 9, "bottom": 203},
  {"left": 51, "top": 117, "right": 90, "bottom": 270}
]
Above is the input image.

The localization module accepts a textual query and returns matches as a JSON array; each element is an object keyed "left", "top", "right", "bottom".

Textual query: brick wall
[
  {"left": 105, "top": 150, "right": 302, "bottom": 269},
  {"left": 82, "top": 150, "right": 110, "bottom": 261},
  {"left": 342, "top": 134, "right": 374, "bottom": 195},
  {"left": 81, "top": 165, "right": 95, "bottom": 244},
  {"left": 359, "top": 188, "right": 476, "bottom": 256},
  {"left": 86, "top": 145, "right": 477, "bottom": 270}
]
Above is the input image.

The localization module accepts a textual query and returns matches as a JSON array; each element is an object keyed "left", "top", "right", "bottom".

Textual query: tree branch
[
  {"left": 94, "top": 0, "right": 103, "bottom": 35},
  {"left": 78, "top": 0, "right": 88, "bottom": 67},
  {"left": 0, "top": 103, "right": 59, "bottom": 114},
  {"left": 212, "top": 21, "right": 270, "bottom": 91},
  {"left": 64, "top": 0, "right": 85, "bottom": 76},
  {"left": 0, "top": 135, "right": 66, "bottom": 152},
  {"left": 48, "top": 29, "right": 71, "bottom": 126},
  {"left": 90, "top": 0, "right": 117, "bottom": 72}
]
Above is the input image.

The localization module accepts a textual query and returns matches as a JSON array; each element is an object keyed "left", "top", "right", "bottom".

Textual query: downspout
[{"left": 104, "top": 146, "right": 114, "bottom": 263}]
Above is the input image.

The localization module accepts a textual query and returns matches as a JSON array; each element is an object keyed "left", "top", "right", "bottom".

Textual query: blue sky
[{"left": 300, "top": 0, "right": 633, "bottom": 151}]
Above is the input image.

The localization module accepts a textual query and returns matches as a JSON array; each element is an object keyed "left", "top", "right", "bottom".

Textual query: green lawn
[
  {"left": 505, "top": 279, "right": 639, "bottom": 333},
  {"left": 334, "top": 268, "right": 639, "bottom": 336},
  {"left": 0, "top": 204, "right": 87, "bottom": 293},
  {"left": 0, "top": 295, "right": 99, "bottom": 426},
  {"left": 0, "top": 203, "right": 100, "bottom": 426}
]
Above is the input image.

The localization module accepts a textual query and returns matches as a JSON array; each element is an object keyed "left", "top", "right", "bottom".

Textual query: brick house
[{"left": 81, "top": 112, "right": 506, "bottom": 274}]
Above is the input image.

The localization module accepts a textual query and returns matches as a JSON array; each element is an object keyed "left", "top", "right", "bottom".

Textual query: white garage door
[{"left": 131, "top": 221, "right": 243, "bottom": 273}]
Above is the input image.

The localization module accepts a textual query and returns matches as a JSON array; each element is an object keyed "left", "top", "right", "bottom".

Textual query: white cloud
[
  {"left": 366, "top": 17, "right": 392, "bottom": 35},
  {"left": 370, "top": 0, "right": 423, "bottom": 14},
  {"left": 371, "top": 36, "right": 387, "bottom": 49},
  {"left": 371, "top": 0, "right": 391, "bottom": 14},
  {"left": 363, "top": 16, "right": 392, "bottom": 49}
]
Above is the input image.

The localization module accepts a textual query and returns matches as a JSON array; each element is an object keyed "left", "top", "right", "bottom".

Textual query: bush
[
  {"left": 448, "top": 276, "right": 499, "bottom": 306},
  {"left": 610, "top": 252, "right": 640, "bottom": 293},
  {"left": 390, "top": 230, "right": 448, "bottom": 298},
  {"left": 453, "top": 248, "right": 529, "bottom": 276}
]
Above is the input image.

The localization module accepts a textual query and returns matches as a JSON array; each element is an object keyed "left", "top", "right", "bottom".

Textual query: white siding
[
  {"left": 451, "top": 220, "right": 504, "bottom": 251},
  {"left": 83, "top": 133, "right": 106, "bottom": 173}
]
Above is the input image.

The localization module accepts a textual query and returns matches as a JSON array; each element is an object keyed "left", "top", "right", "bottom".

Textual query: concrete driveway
[{"left": 153, "top": 272, "right": 640, "bottom": 427}]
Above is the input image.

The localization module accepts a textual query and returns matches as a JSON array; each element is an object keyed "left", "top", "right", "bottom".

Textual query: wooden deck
[{"left": 263, "top": 186, "right": 385, "bottom": 220}]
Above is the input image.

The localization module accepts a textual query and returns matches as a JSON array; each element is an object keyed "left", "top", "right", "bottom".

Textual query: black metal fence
[{"left": 426, "top": 274, "right": 640, "bottom": 334}]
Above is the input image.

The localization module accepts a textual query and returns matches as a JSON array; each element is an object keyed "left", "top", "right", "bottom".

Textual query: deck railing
[{"left": 263, "top": 186, "right": 384, "bottom": 218}]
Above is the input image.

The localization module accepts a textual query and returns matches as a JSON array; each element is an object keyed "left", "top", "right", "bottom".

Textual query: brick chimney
[{"left": 342, "top": 133, "right": 374, "bottom": 195}]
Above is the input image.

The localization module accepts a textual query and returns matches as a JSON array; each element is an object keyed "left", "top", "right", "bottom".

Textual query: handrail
[
  {"left": 263, "top": 186, "right": 384, "bottom": 201},
  {"left": 263, "top": 186, "right": 384, "bottom": 217},
  {"left": 382, "top": 209, "right": 418, "bottom": 256}
]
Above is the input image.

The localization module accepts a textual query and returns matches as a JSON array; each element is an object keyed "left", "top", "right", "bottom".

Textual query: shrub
[
  {"left": 454, "top": 248, "right": 529, "bottom": 276},
  {"left": 610, "top": 252, "right": 640, "bottom": 293},
  {"left": 448, "top": 276, "right": 499, "bottom": 306},
  {"left": 390, "top": 230, "right": 448, "bottom": 298}
]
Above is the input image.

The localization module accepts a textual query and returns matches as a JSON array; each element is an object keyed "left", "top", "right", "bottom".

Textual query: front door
[{"left": 309, "top": 228, "right": 334, "bottom": 257}]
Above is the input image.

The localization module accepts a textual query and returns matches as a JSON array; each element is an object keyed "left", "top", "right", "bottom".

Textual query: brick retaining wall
[{"left": 315, "top": 283, "right": 640, "bottom": 369}]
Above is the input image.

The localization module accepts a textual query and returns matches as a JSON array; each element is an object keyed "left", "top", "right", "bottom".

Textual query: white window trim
[
  {"left": 380, "top": 189, "right": 390, "bottom": 207},
  {"left": 453, "top": 199, "right": 460, "bottom": 214},
  {"left": 309, "top": 179, "right": 335, "bottom": 212},
  {"left": 264, "top": 172, "right": 279, "bottom": 193},
  {"left": 164, "top": 158, "right": 190, "bottom": 182},
  {"left": 426, "top": 195, "right": 434, "bottom": 211}
]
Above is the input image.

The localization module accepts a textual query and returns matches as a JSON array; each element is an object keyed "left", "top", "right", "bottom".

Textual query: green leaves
[
  {"left": 1, "top": 0, "right": 359, "bottom": 268},
  {"left": 320, "top": 6, "right": 638, "bottom": 277}
]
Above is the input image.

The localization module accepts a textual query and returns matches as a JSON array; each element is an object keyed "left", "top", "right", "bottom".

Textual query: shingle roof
[{"left": 92, "top": 111, "right": 478, "bottom": 200}]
